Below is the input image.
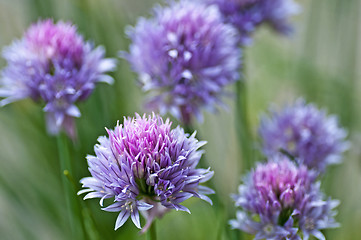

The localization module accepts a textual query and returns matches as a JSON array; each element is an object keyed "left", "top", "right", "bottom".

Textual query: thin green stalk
[
  {"left": 57, "top": 134, "right": 85, "bottom": 240},
  {"left": 184, "top": 124, "right": 234, "bottom": 239},
  {"left": 235, "top": 75, "right": 253, "bottom": 173},
  {"left": 234, "top": 54, "right": 252, "bottom": 240},
  {"left": 222, "top": 208, "right": 242, "bottom": 240},
  {"left": 183, "top": 124, "right": 209, "bottom": 170},
  {"left": 148, "top": 221, "right": 157, "bottom": 240},
  {"left": 183, "top": 124, "right": 222, "bottom": 206}
]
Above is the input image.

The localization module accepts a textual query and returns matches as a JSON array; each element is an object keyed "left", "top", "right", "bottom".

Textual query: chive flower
[
  {"left": 230, "top": 157, "right": 340, "bottom": 240},
  {"left": 78, "top": 113, "right": 214, "bottom": 230},
  {"left": 0, "top": 19, "right": 116, "bottom": 138},
  {"left": 201, "top": 0, "right": 301, "bottom": 45},
  {"left": 126, "top": 1, "right": 241, "bottom": 124},
  {"left": 259, "top": 99, "right": 349, "bottom": 173}
]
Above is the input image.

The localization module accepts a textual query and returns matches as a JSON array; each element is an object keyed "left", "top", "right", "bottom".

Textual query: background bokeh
[{"left": 0, "top": 0, "right": 360, "bottom": 239}]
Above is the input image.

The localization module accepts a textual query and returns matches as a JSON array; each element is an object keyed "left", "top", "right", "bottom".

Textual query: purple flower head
[
  {"left": 259, "top": 99, "right": 349, "bottom": 173},
  {"left": 125, "top": 1, "right": 241, "bottom": 125},
  {"left": 78, "top": 113, "right": 214, "bottom": 230},
  {"left": 0, "top": 19, "right": 116, "bottom": 138},
  {"left": 230, "top": 157, "right": 340, "bottom": 240},
  {"left": 201, "top": 0, "right": 301, "bottom": 45}
]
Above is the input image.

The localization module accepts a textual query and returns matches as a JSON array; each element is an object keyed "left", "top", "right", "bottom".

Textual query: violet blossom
[
  {"left": 230, "top": 157, "right": 340, "bottom": 240},
  {"left": 126, "top": 1, "right": 241, "bottom": 124},
  {"left": 78, "top": 113, "right": 214, "bottom": 230},
  {"left": 0, "top": 19, "right": 116, "bottom": 138},
  {"left": 201, "top": 0, "right": 301, "bottom": 45},
  {"left": 259, "top": 99, "right": 349, "bottom": 173}
]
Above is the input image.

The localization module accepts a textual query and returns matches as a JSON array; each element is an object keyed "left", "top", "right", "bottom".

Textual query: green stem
[
  {"left": 183, "top": 124, "right": 209, "bottom": 170},
  {"left": 234, "top": 57, "right": 251, "bottom": 240},
  {"left": 235, "top": 77, "right": 253, "bottom": 173},
  {"left": 56, "top": 134, "right": 85, "bottom": 240},
  {"left": 184, "top": 124, "right": 231, "bottom": 239},
  {"left": 183, "top": 124, "right": 222, "bottom": 205},
  {"left": 148, "top": 220, "right": 157, "bottom": 240}
]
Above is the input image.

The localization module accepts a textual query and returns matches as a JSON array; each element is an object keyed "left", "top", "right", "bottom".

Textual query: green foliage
[{"left": 0, "top": 0, "right": 360, "bottom": 239}]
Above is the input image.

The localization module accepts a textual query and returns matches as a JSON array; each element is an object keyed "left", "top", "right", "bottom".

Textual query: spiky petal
[
  {"left": 201, "top": 0, "right": 301, "bottom": 45},
  {"left": 79, "top": 113, "right": 214, "bottom": 230},
  {"left": 230, "top": 157, "right": 339, "bottom": 240},
  {"left": 0, "top": 19, "right": 116, "bottom": 138},
  {"left": 259, "top": 99, "right": 349, "bottom": 173},
  {"left": 126, "top": 1, "right": 241, "bottom": 124}
]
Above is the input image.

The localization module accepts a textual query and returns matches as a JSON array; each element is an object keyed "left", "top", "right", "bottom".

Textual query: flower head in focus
[
  {"left": 230, "top": 157, "right": 340, "bottom": 240},
  {"left": 78, "top": 113, "right": 214, "bottom": 230},
  {"left": 201, "top": 0, "right": 301, "bottom": 45},
  {"left": 259, "top": 99, "right": 349, "bottom": 173},
  {"left": 0, "top": 19, "right": 116, "bottom": 138},
  {"left": 126, "top": 1, "right": 241, "bottom": 125}
]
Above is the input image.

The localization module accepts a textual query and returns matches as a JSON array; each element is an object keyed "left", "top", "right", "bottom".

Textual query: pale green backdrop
[{"left": 0, "top": 0, "right": 360, "bottom": 239}]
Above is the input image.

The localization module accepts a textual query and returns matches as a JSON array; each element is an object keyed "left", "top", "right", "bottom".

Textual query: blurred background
[{"left": 0, "top": 0, "right": 360, "bottom": 239}]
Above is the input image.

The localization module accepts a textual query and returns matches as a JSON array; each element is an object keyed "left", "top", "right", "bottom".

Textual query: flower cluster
[
  {"left": 230, "top": 157, "right": 340, "bottom": 240},
  {"left": 201, "top": 0, "right": 301, "bottom": 45},
  {"left": 126, "top": 1, "right": 241, "bottom": 124},
  {"left": 259, "top": 99, "right": 349, "bottom": 173},
  {"left": 0, "top": 19, "right": 116, "bottom": 138},
  {"left": 78, "top": 113, "right": 214, "bottom": 230}
]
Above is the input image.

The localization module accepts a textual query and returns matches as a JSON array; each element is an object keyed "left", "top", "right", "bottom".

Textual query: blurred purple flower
[
  {"left": 125, "top": 1, "right": 241, "bottom": 125},
  {"left": 0, "top": 19, "right": 116, "bottom": 138},
  {"left": 259, "top": 99, "right": 349, "bottom": 173},
  {"left": 230, "top": 157, "right": 340, "bottom": 240},
  {"left": 78, "top": 113, "right": 214, "bottom": 230},
  {"left": 201, "top": 0, "right": 301, "bottom": 45}
]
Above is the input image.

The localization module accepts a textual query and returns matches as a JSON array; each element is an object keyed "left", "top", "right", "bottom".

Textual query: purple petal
[
  {"left": 115, "top": 210, "right": 131, "bottom": 230},
  {"left": 130, "top": 208, "right": 141, "bottom": 229},
  {"left": 137, "top": 201, "right": 153, "bottom": 211},
  {"left": 84, "top": 192, "right": 107, "bottom": 200},
  {"left": 102, "top": 202, "right": 123, "bottom": 212}
]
